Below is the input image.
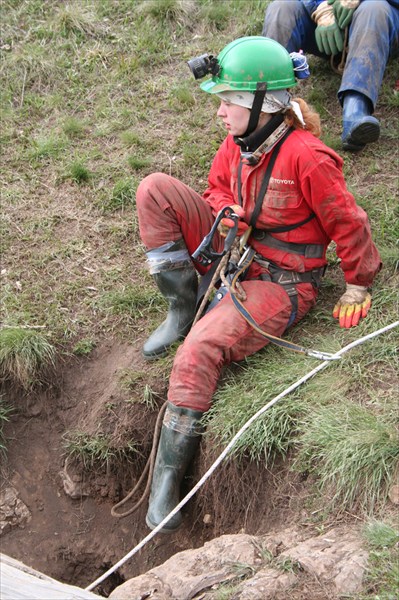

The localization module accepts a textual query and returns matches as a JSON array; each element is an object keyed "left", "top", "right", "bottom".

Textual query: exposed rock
[
  {"left": 110, "top": 526, "right": 370, "bottom": 600},
  {"left": 0, "top": 487, "right": 31, "bottom": 536},
  {"left": 238, "top": 568, "right": 296, "bottom": 600},
  {"left": 259, "top": 526, "right": 308, "bottom": 557},
  {"left": 282, "top": 527, "right": 368, "bottom": 594},
  {"left": 109, "top": 534, "right": 258, "bottom": 600},
  {"left": 109, "top": 573, "right": 172, "bottom": 600},
  {"left": 59, "top": 459, "right": 91, "bottom": 500}
]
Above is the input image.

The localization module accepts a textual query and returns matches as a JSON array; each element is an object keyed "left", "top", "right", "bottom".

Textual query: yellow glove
[
  {"left": 312, "top": 1, "right": 345, "bottom": 55},
  {"left": 333, "top": 284, "right": 371, "bottom": 328}
]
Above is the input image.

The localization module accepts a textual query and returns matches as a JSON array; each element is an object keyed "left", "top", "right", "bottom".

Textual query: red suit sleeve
[
  {"left": 202, "top": 136, "right": 238, "bottom": 214},
  {"left": 298, "top": 147, "right": 382, "bottom": 287}
]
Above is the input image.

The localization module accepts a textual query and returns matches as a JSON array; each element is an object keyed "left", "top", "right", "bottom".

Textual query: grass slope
[{"left": 1, "top": 1, "right": 398, "bottom": 595}]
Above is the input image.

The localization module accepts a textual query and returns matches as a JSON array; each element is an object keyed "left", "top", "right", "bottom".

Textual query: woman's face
[
  {"left": 217, "top": 100, "right": 272, "bottom": 137},
  {"left": 217, "top": 100, "right": 250, "bottom": 136}
]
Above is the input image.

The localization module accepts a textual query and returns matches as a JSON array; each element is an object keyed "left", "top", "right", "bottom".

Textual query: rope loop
[
  {"left": 110, "top": 402, "right": 167, "bottom": 519},
  {"left": 330, "top": 27, "right": 349, "bottom": 75}
]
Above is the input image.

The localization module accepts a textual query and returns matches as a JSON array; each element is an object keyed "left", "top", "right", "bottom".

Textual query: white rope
[{"left": 85, "top": 320, "right": 399, "bottom": 592}]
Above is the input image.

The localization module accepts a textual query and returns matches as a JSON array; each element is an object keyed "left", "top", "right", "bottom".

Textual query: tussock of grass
[
  {"left": 169, "top": 85, "right": 196, "bottom": 109},
  {"left": 0, "top": 328, "right": 56, "bottom": 389},
  {"left": 50, "top": 5, "right": 100, "bottom": 39},
  {"left": 102, "top": 178, "right": 137, "bottom": 212},
  {"left": 120, "top": 131, "right": 141, "bottom": 147},
  {"left": 364, "top": 520, "right": 399, "bottom": 549},
  {"left": 360, "top": 520, "right": 399, "bottom": 600},
  {"left": 29, "top": 135, "right": 67, "bottom": 160},
  {"left": 68, "top": 160, "right": 91, "bottom": 183},
  {"left": 127, "top": 155, "right": 152, "bottom": 171},
  {"left": 136, "top": 0, "right": 195, "bottom": 25},
  {"left": 63, "top": 117, "right": 86, "bottom": 138},
  {"left": 295, "top": 401, "right": 399, "bottom": 513},
  {"left": 63, "top": 430, "right": 138, "bottom": 469},
  {"left": 200, "top": 3, "right": 232, "bottom": 31},
  {"left": 1, "top": 44, "right": 55, "bottom": 93}
]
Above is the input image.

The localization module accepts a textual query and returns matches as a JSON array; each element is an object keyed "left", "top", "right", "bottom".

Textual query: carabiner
[{"left": 191, "top": 206, "right": 239, "bottom": 265}]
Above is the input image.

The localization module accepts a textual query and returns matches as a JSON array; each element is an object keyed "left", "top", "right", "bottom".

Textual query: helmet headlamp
[{"left": 187, "top": 54, "right": 220, "bottom": 80}]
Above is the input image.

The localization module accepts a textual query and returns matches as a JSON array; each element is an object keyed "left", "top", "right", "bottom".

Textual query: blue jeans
[{"left": 262, "top": 0, "right": 399, "bottom": 108}]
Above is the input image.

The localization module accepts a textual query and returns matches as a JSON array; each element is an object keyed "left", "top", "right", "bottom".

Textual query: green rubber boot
[
  {"left": 146, "top": 403, "right": 203, "bottom": 533},
  {"left": 143, "top": 240, "right": 198, "bottom": 360}
]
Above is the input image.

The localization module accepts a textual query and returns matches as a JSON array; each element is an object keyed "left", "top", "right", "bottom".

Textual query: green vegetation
[
  {"left": 104, "top": 178, "right": 137, "bottom": 212},
  {"left": 63, "top": 430, "right": 138, "bottom": 469},
  {"left": 0, "top": 328, "right": 56, "bottom": 389},
  {"left": 207, "top": 328, "right": 398, "bottom": 515},
  {"left": 72, "top": 338, "right": 96, "bottom": 356},
  {"left": 99, "top": 285, "right": 161, "bottom": 315},
  {"left": 1, "top": 1, "right": 398, "bottom": 592},
  {"left": 296, "top": 400, "right": 398, "bottom": 512},
  {"left": 62, "top": 117, "right": 86, "bottom": 138},
  {"left": 359, "top": 520, "right": 399, "bottom": 600},
  {"left": 212, "top": 584, "right": 241, "bottom": 600},
  {"left": 68, "top": 160, "right": 91, "bottom": 184}
]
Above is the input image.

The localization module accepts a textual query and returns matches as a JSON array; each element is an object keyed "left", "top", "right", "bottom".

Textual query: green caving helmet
[{"left": 200, "top": 36, "right": 297, "bottom": 95}]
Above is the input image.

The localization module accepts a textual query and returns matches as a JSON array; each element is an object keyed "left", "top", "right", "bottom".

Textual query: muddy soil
[{"left": 0, "top": 340, "right": 310, "bottom": 597}]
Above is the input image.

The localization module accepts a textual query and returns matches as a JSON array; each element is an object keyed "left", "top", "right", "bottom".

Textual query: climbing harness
[
  {"left": 191, "top": 129, "right": 336, "bottom": 361},
  {"left": 194, "top": 233, "right": 336, "bottom": 361}
]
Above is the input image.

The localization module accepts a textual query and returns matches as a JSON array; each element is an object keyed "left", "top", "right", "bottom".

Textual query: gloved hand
[
  {"left": 333, "top": 284, "right": 371, "bottom": 328},
  {"left": 312, "top": 1, "right": 345, "bottom": 55},
  {"left": 328, "top": 0, "right": 359, "bottom": 29},
  {"left": 218, "top": 204, "right": 249, "bottom": 238}
]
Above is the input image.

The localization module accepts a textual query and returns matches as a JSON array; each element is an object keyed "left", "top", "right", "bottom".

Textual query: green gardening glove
[
  {"left": 328, "top": 0, "right": 360, "bottom": 29},
  {"left": 312, "top": 1, "right": 345, "bottom": 55}
]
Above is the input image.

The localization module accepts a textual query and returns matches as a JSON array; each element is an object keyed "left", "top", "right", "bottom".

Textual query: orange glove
[
  {"left": 218, "top": 204, "right": 249, "bottom": 238},
  {"left": 333, "top": 284, "right": 371, "bottom": 328}
]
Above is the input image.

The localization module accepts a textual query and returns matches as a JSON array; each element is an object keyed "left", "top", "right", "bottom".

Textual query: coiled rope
[
  {"left": 85, "top": 320, "right": 398, "bottom": 592},
  {"left": 110, "top": 402, "right": 167, "bottom": 519}
]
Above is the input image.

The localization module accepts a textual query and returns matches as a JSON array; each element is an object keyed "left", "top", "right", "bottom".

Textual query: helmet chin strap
[
  {"left": 234, "top": 81, "right": 288, "bottom": 156},
  {"left": 242, "top": 82, "right": 267, "bottom": 137},
  {"left": 234, "top": 112, "right": 285, "bottom": 153}
]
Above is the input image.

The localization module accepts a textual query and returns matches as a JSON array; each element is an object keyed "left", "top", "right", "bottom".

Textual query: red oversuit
[{"left": 136, "top": 129, "right": 381, "bottom": 412}]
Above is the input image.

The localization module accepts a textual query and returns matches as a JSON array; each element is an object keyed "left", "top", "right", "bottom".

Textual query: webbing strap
[
  {"left": 244, "top": 82, "right": 267, "bottom": 137},
  {"left": 255, "top": 212, "right": 316, "bottom": 234},
  {"left": 227, "top": 255, "right": 337, "bottom": 361},
  {"left": 237, "top": 129, "right": 318, "bottom": 241},
  {"left": 229, "top": 290, "right": 338, "bottom": 361},
  {"left": 252, "top": 230, "right": 324, "bottom": 258},
  {"left": 237, "top": 129, "right": 292, "bottom": 227}
]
